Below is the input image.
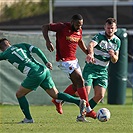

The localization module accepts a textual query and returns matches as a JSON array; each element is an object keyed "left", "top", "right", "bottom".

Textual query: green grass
[{"left": 0, "top": 88, "right": 132, "bottom": 133}]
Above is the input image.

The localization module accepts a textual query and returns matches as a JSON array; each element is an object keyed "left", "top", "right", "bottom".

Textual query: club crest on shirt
[{"left": 69, "top": 66, "right": 72, "bottom": 70}]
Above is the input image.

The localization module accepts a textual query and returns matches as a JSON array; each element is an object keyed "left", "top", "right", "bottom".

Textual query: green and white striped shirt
[{"left": 92, "top": 31, "right": 121, "bottom": 67}]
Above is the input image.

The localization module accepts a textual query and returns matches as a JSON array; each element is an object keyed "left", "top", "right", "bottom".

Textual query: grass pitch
[{"left": 0, "top": 88, "right": 132, "bottom": 133}]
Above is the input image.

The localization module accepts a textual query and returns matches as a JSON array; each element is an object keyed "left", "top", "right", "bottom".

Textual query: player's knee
[
  {"left": 16, "top": 91, "right": 24, "bottom": 98},
  {"left": 76, "top": 76, "right": 84, "bottom": 85},
  {"left": 16, "top": 92, "right": 20, "bottom": 98}
]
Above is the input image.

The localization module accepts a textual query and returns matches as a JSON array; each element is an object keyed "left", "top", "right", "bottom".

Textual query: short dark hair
[
  {"left": 71, "top": 14, "right": 83, "bottom": 21},
  {"left": 0, "top": 38, "right": 8, "bottom": 43},
  {"left": 105, "top": 18, "right": 117, "bottom": 25}
]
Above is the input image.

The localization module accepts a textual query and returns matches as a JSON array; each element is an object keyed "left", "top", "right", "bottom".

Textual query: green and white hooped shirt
[{"left": 91, "top": 31, "right": 121, "bottom": 67}]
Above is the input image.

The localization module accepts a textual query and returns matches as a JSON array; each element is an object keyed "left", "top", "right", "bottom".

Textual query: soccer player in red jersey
[{"left": 42, "top": 14, "right": 96, "bottom": 121}]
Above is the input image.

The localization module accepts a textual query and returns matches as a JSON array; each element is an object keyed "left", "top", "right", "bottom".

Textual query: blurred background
[
  {"left": 0, "top": 0, "right": 132, "bottom": 104},
  {"left": 0, "top": 0, "right": 132, "bottom": 59}
]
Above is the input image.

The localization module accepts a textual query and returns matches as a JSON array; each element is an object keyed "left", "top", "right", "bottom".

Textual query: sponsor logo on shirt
[
  {"left": 66, "top": 36, "right": 80, "bottom": 43},
  {"left": 99, "top": 40, "right": 117, "bottom": 51}
]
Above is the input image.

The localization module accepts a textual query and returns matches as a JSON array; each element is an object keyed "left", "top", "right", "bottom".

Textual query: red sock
[
  {"left": 64, "top": 84, "right": 76, "bottom": 95},
  {"left": 77, "top": 87, "right": 89, "bottom": 107}
]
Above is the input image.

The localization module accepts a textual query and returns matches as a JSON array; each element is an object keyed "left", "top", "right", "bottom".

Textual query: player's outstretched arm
[
  {"left": 86, "top": 41, "right": 96, "bottom": 63},
  {"left": 78, "top": 39, "right": 88, "bottom": 55},
  {"left": 32, "top": 47, "right": 49, "bottom": 64}
]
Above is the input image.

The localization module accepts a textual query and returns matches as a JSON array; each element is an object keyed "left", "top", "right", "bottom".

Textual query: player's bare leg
[{"left": 70, "top": 70, "right": 96, "bottom": 120}]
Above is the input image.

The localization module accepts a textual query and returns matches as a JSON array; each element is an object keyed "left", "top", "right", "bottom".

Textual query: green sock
[
  {"left": 57, "top": 92, "right": 80, "bottom": 106},
  {"left": 89, "top": 98, "right": 97, "bottom": 109},
  {"left": 17, "top": 96, "right": 32, "bottom": 120}
]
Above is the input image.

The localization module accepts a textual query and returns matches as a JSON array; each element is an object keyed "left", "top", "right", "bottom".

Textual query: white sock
[
  {"left": 86, "top": 106, "right": 92, "bottom": 113},
  {"left": 55, "top": 99, "right": 62, "bottom": 103}
]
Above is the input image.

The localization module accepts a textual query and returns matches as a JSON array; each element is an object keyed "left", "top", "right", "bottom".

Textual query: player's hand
[
  {"left": 46, "top": 62, "right": 53, "bottom": 70},
  {"left": 108, "top": 49, "right": 115, "bottom": 57},
  {"left": 46, "top": 42, "right": 54, "bottom": 52},
  {"left": 86, "top": 54, "right": 95, "bottom": 64},
  {"left": 108, "top": 49, "right": 118, "bottom": 63}
]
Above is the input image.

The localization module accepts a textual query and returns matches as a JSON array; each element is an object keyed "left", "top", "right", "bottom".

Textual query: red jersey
[{"left": 49, "top": 22, "right": 82, "bottom": 61}]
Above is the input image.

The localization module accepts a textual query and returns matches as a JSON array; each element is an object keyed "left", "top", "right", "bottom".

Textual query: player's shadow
[{"left": 0, "top": 121, "right": 19, "bottom": 124}]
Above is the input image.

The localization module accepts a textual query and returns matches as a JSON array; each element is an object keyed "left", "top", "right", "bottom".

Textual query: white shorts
[{"left": 56, "top": 59, "right": 82, "bottom": 77}]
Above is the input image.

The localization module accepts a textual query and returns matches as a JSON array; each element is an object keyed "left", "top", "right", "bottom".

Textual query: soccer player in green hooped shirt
[
  {"left": 0, "top": 38, "right": 86, "bottom": 123},
  {"left": 82, "top": 17, "right": 121, "bottom": 115}
]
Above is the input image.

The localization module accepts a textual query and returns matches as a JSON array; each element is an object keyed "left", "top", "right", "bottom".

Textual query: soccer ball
[{"left": 97, "top": 108, "right": 111, "bottom": 122}]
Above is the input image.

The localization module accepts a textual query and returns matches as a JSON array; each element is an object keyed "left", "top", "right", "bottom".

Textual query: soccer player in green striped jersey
[
  {"left": 0, "top": 38, "right": 86, "bottom": 123},
  {"left": 82, "top": 18, "right": 121, "bottom": 117}
]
